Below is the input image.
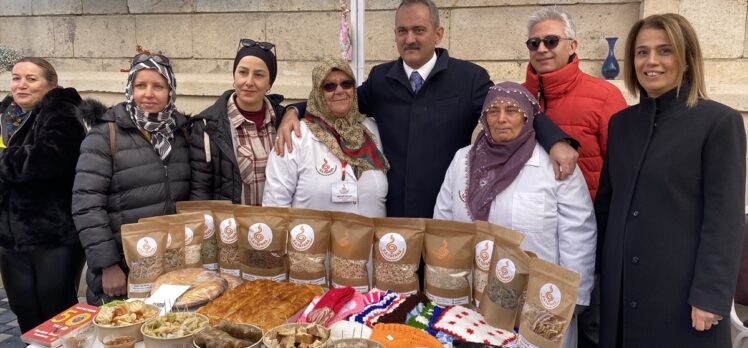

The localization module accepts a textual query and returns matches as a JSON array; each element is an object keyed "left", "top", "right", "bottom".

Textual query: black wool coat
[
  {"left": 189, "top": 90, "right": 284, "bottom": 203},
  {"left": 0, "top": 88, "right": 85, "bottom": 250},
  {"left": 72, "top": 101, "right": 191, "bottom": 304},
  {"left": 595, "top": 85, "right": 746, "bottom": 347}
]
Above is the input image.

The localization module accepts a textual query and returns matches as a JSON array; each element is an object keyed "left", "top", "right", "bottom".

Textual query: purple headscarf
[{"left": 467, "top": 81, "right": 540, "bottom": 221}]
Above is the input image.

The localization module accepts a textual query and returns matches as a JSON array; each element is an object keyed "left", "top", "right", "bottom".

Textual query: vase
[{"left": 601, "top": 36, "right": 620, "bottom": 80}]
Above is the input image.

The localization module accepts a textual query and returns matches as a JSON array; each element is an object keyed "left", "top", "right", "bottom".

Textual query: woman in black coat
[
  {"left": 0, "top": 57, "right": 86, "bottom": 332},
  {"left": 72, "top": 54, "right": 190, "bottom": 305},
  {"left": 596, "top": 13, "right": 745, "bottom": 347}
]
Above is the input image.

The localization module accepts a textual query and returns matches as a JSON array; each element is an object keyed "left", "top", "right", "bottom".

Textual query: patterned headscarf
[
  {"left": 467, "top": 82, "right": 540, "bottom": 221},
  {"left": 304, "top": 57, "right": 389, "bottom": 177},
  {"left": 125, "top": 57, "right": 177, "bottom": 160}
]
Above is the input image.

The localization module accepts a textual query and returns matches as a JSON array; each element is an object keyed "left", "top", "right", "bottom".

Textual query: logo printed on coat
[
  {"left": 540, "top": 283, "right": 561, "bottom": 310},
  {"left": 475, "top": 240, "right": 494, "bottom": 271},
  {"left": 496, "top": 258, "right": 516, "bottom": 283},
  {"left": 219, "top": 218, "right": 238, "bottom": 244},
  {"left": 203, "top": 214, "right": 215, "bottom": 238},
  {"left": 458, "top": 190, "right": 467, "bottom": 202},
  {"left": 316, "top": 158, "right": 337, "bottom": 176},
  {"left": 290, "top": 224, "right": 315, "bottom": 251},
  {"left": 249, "top": 223, "right": 273, "bottom": 250},
  {"left": 184, "top": 227, "right": 194, "bottom": 245},
  {"left": 379, "top": 233, "right": 407, "bottom": 262},
  {"left": 136, "top": 237, "right": 158, "bottom": 257}
]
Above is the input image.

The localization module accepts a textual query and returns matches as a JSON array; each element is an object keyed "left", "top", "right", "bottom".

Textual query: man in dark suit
[{"left": 276, "top": 0, "right": 578, "bottom": 218}]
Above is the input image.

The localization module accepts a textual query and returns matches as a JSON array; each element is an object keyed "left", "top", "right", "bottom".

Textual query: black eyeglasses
[
  {"left": 525, "top": 35, "right": 574, "bottom": 51},
  {"left": 238, "top": 39, "right": 276, "bottom": 52},
  {"left": 321, "top": 80, "right": 355, "bottom": 92},
  {"left": 131, "top": 53, "right": 171, "bottom": 67}
]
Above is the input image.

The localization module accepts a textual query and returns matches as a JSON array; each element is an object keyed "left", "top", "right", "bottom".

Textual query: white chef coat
[
  {"left": 263, "top": 118, "right": 388, "bottom": 218},
  {"left": 434, "top": 144, "right": 596, "bottom": 306}
]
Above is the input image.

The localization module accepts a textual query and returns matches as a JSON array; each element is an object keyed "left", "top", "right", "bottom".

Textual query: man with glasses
[
  {"left": 277, "top": 0, "right": 579, "bottom": 220},
  {"left": 522, "top": 7, "right": 627, "bottom": 348}
]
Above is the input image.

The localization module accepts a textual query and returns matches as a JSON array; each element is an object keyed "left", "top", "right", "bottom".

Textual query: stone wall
[{"left": 1, "top": 0, "right": 747, "bottom": 198}]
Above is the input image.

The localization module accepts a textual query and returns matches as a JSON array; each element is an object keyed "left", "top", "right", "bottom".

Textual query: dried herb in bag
[
  {"left": 176, "top": 200, "right": 232, "bottom": 271},
  {"left": 330, "top": 211, "right": 374, "bottom": 293},
  {"left": 139, "top": 212, "right": 207, "bottom": 269},
  {"left": 213, "top": 204, "right": 241, "bottom": 277},
  {"left": 423, "top": 219, "right": 475, "bottom": 306},
  {"left": 517, "top": 258, "right": 580, "bottom": 348},
  {"left": 372, "top": 217, "right": 425, "bottom": 295},
  {"left": 121, "top": 221, "right": 168, "bottom": 298},
  {"left": 288, "top": 208, "right": 331, "bottom": 285},
  {"left": 235, "top": 206, "right": 289, "bottom": 282}
]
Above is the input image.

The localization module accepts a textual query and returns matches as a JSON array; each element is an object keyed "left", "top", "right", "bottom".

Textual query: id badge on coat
[{"left": 332, "top": 181, "right": 358, "bottom": 203}]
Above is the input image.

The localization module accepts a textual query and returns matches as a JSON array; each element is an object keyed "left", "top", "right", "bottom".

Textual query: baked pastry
[
  {"left": 197, "top": 280, "right": 324, "bottom": 330},
  {"left": 151, "top": 268, "right": 228, "bottom": 308},
  {"left": 220, "top": 273, "right": 244, "bottom": 290}
]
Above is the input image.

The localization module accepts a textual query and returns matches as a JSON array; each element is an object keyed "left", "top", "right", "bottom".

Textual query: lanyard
[{"left": 341, "top": 161, "right": 347, "bottom": 181}]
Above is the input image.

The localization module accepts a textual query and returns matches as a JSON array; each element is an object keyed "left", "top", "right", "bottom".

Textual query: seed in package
[
  {"left": 423, "top": 219, "right": 475, "bottom": 306},
  {"left": 287, "top": 208, "right": 331, "bottom": 285},
  {"left": 329, "top": 211, "right": 374, "bottom": 293},
  {"left": 121, "top": 221, "right": 168, "bottom": 298},
  {"left": 213, "top": 204, "right": 241, "bottom": 277},
  {"left": 235, "top": 206, "right": 289, "bottom": 282},
  {"left": 176, "top": 200, "right": 232, "bottom": 271},
  {"left": 139, "top": 212, "right": 207, "bottom": 270},
  {"left": 372, "top": 217, "right": 425, "bottom": 295}
]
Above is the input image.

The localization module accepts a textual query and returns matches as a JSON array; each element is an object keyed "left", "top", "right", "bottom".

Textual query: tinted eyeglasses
[
  {"left": 321, "top": 80, "right": 355, "bottom": 92},
  {"left": 525, "top": 35, "right": 574, "bottom": 51},
  {"left": 238, "top": 39, "right": 276, "bottom": 52},
  {"left": 131, "top": 53, "right": 171, "bottom": 67}
]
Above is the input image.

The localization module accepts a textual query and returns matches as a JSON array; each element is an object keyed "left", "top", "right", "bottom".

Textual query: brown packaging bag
[
  {"left": 176, "top": 200, "right": 232, "bottom": 271},
  {"left": 423, "top": 219, "right": 475, "bottom": 306},
  {"left": 287, "top": 208, "right": 331, "bottom": 285},
  {"left": 473, "top": 221, "right": 526, "bottom": 307},
  {"left": 213, "top": 204, "right": 241, "bottom": 277},
  {"left": 235, "top": 206, "right": 289, "bottom": 282},
  {"left": 517, "top": 258, "right": 580, "bottom": 348},
  {"left": 479, "top": 222, "right": 530, "bottom": 331},
  {"left": 330, "top": 211, "right": 374, "bottom": 293},
  {"left": 121, "top": 222, "right": 168, "bottom": 298},
  {"left": 139, "top": 212, "right": 207, "bottom": 269},
  {"left": 372, "top": 217, "right": 425, "bottom": 295}
]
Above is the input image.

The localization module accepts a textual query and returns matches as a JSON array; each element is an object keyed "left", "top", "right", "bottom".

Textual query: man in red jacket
[{"left": 522, "top": 7, "right": 627, "bottom": 348}]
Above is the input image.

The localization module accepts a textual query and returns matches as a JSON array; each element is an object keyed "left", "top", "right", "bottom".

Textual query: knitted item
[
  {"left": 307, "top": 287, "right": 356, "bottom": 326},
  {"left": 370, "top": 323, "right": 443, "bottom": 348},
  {"left": 378, "top": 292, "right": 429, "bottom": 324},
  {"left": 405, "top": 302, "right": 425, "bottom": 323},
  {"left": 433, "top": 305, "right": 517, "bottom": 347},
  {"left": 350, "top": 291, "right": 403, "bottom": 326},
  {"left": 300, "top": 291, "right": 365, "bottom": 326},
  {"left": 406, "top": 301, "right": 435, "bottom": 330},
  {"left": 426, "top": 305, "right": 446, "bottom": 336}
]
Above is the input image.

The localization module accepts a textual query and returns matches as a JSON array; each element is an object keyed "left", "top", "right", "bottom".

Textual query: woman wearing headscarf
[
  {"left": 433, "top": 81, "right": 595, "bottom": 348},
  {"left": 263, "top": 57, "right": 389, "bottom": 217},
  {"left": 189, "top": 39, "right": 285, "bottom": 205},
  {"left": 72, "top": 53, "right": 190, "bottom": 305},
  {"left": 596, "top": 14, "right": 745, "bottom": 347},
  {"left": 0, "top": 57, "right": 86, "bottom": 332}
]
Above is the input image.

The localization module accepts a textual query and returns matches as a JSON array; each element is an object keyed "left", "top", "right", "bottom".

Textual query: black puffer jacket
[
  {"left": 189, "top": 90, "right": 283, "bottom": 203},
  {"left": 0, "top": 88, "right": 85, "bottom": 251},
  {"left": 72, "top": 101, "right": 190, "bottom": 304}
]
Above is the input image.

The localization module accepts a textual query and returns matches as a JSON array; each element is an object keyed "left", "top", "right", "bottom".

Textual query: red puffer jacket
[{"left": 524, "top": 55, "right": 627, "bottom": 199}]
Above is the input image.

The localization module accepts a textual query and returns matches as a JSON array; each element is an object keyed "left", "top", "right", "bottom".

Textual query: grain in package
[
  {"left": 517, "top": 258, "right": 580, "bottom": 348},
  {"left": 479, "top": 222, "right": 529, "bottom": 331},
  {"left": 234, "top": 206, "right": 289, "bottom": 282},
  {"left": 121, "top": 222, "right": 168, "bottom": 298},
  {"left": 423, "top": 219, "right": 475, "bottom": 306},
  {"left": 176, "top": 200, "right": 232, "bottom": 271},
  {"left": 213, "top": 204, "right": 241, "bottom": 276},
  {"left": 473, "top": 221, "right": 525, "bottom": 307},
  {"left": 287, "top": 208, "right": 331, "bottom": 285},
  {"left": 139, "top": 212, "right": 207, "bottom": 269},
  {"left": 329, "top": 211, "right": 374, "bottom": 292},
  {"left": 372, "top": 217, "right": 425, "bottom": 295}
]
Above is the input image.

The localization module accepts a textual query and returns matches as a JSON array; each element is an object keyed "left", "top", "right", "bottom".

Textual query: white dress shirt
[{"left": 403, "top": 51, "right": 438, "bottom": 90}]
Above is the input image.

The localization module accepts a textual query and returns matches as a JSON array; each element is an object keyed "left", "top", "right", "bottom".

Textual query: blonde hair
[
  {"left": 15, "top": 57, "right": 58, "bottom": 87},
  {"left": 623, "top": 13, "right": 706, "bottom": 107}
]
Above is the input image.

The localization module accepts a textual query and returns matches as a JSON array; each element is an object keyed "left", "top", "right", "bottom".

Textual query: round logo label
[
  {"left": 219, "top": 218, "right": 238, "bottom": 244},
  {"left": 248, "top": 223, "right": 273, "bottom": 250},
  {"left": 136, "top": 237, "right": 158, "bottom": 257},
  {"left": 203, "top": 214, "right": 215, "bottom": 238},
  {"left": 184, "top": 227, "right": 194, "bottom": 245},
  {"left": 166, "top": 233, "right": 173, "bottom": 248},
  {"left": 495, "top": 258, "right": 516, "bottom": 283},
  {"left": 379, "top": 232, "right": 407, "bottom": 262},
  {"left": 540, "top": 283, "right": 562, "bottom": 310},
  {"left": 290, "top": 224, "right": 314, "bottom": 251},
  {"left": 475, "top": 240, "right": 494, "bottom": 271}
]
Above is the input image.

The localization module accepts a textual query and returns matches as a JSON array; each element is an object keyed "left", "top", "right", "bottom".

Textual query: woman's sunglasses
[
  {"left": 525, "top": 35, "right": 574, "bottom": 51},
  {"left": 238, "top": 39, "right": 276, "bottom": 52},
  {"left": 321, "top": 80, "right": 355, "bottom": 92},
  {"left": 131, "top": 53, "right": 170, "bottom": 67}
]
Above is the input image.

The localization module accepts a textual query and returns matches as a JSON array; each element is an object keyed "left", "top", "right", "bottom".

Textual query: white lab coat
[
  {"left": 434, "top": 144, "right": 596, "bottom": 306},
  {"left": 263, "top": 118, "right": 388, "bottom": 218}
]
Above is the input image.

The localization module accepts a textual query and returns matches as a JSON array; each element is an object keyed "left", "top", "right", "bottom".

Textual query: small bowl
[
  {"left": 94, "top": 303, "right": 160, "bottom": 343},
  {"left": 330, "top": 338, "right": 385, "bottom": 348},
  {"left": 101, "top": 335, "right": 136, "bottom": 348},
  {"left": 141, "top": 312, "right": 209, "bottom": 348},
  {"left": 61, "top": 324, "right": 96, "bottom": 348},
  {"left": 262, "top": 323, "right": 330, "bottom": 348},
  {"left": 193, "top": 322, "right": 263, "bottom": 348}
]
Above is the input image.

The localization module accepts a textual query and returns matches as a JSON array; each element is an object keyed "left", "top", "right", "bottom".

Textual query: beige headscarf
[{"left": 304, "top": 57, "right": 389, "bottom": 177}]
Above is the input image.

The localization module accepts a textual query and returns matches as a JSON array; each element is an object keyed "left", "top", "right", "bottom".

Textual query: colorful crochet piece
[{"left": 433, "top": 305, "right": 517, "bottom": 347}]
